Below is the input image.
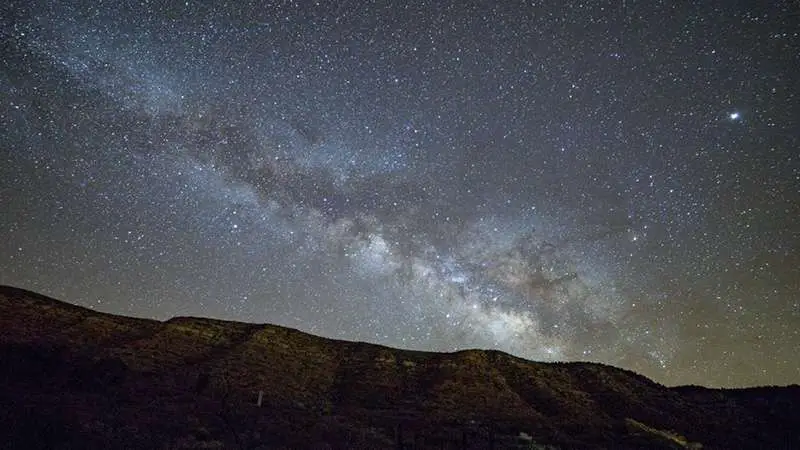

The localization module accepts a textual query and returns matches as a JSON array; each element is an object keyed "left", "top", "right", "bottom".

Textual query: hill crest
[{"left": 1, "top": 285, "right": 797, "bottom": 449}]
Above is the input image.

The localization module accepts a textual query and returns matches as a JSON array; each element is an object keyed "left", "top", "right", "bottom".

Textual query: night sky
[{"left": 2, "top": 1, "right": 798, "bottom": 388}]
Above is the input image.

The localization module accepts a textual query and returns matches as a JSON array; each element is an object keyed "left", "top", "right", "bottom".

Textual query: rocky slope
[{"left": 0, "top": 285, "right": 797, "bottom": 449}]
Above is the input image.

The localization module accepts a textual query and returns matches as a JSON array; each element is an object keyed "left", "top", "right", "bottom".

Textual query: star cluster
[{"left": 2, "top": 1, "right": 798, "bottom": 387}]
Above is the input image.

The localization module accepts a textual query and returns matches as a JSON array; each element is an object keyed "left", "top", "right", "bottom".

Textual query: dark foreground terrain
[{"left": 0, "top": 286, "right": 797, "bottom": 449}]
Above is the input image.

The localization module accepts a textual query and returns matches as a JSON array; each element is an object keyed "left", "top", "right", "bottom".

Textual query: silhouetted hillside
[{"left": 1, "top": 286, "right": 797, "bottom": 449}]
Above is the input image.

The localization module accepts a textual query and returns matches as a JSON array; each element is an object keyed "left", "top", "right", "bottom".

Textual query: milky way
[{"left": 2, "top": 1, "right": 798, "bottom": 387}]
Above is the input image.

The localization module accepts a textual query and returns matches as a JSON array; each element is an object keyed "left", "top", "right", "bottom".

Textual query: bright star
[{"left": 729, "top": 112, "right": 740, "bottom": 120}]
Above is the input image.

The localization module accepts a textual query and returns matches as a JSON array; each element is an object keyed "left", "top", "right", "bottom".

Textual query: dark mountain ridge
[{"left": 1, "top": 285, "right": 797, "bottom": 449}]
